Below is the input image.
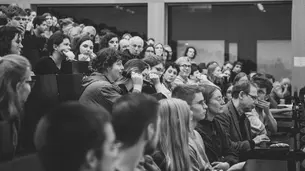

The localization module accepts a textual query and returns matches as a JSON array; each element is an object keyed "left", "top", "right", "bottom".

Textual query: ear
[
  {"left": 53, "top": 44, "right": 58, "bottom": 52},
  {"left": 84, "top": 149, "right": 98, "bottom": 169},
  {"left": 16, "top": 82, "right": 22, "bottom": 93},
  {"left": 238, "top": 91, "right": 244, "bottom": 100}
]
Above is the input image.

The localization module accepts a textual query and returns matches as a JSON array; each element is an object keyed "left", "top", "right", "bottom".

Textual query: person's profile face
[
  {"left": 56, "top": 38, "right": 71, "bottom": 55},
  {"left": 109, "top": 60, "right": 124, "bottom": 81},
  {"left": 241, "top": 86, "right": 258, "bottom": 112},
  {"left": 190, "top": 93, "right": 207, "bottom": 121},
  {"left": 10, "top": 34, "right": 23, "bottom": 55}
]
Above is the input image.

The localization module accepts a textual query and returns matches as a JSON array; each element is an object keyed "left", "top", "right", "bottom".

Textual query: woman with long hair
[
  {"left": 99, "top": 32, "right": 119, "bottom": 51},
  {"left": 152, "top": 98, "right": 192, "bottom": 171},
  {"left": 0, "top": 54, "right": 33, "bottom": 161},
  {"left": 0, "top": 26, "right": 23, "bottom": 56}
]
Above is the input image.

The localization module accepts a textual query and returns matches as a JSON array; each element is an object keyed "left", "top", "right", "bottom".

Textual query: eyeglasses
[
  {"left": 180, "top": 64, "right": 191, "bottom": 68},
  {"left": 246, "top": 93, "right": 258, "bottom": 101}
]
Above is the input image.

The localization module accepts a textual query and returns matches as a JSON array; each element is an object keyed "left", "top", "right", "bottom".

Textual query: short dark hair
[
  {"left": 265, "top": 73, "right": 275, "bottom": 83},
  {"left": 164, "top": 61, "right": 179, "bottom": 73},
  {"left": 47, "top": 32, "right": 70, "bottom": 55},
  {"left": 231, "top": 81, "right": 256, "bottom": 99},
  {"left": 0, "top": 26, "right": 21, "bottom": 56},
  {"left": 233, "top": 61, "right": 243, "bottom": 68},
  {"left": 24, "top": 8, "right": 32, "bottom": 16},
  {"left": 252, "top": 74, "right": 273, "bottom": 95},
  {"left": 112, "top": 93, "right": 159, "bottom": 149},
  {"left": 172, "top": 85, "right": 202, "bottom": 105},
  {"left": 142, "top": 54, "right": 163, "bottom": 68},
  {"left": 35, "top": 102, "right": 111, "bottom": 171},
  {"left": 91, "top": 47, "right": 122, "bottom": 73},
  {"left": 33, "top": 16, "right": 47, "bottom": 29},
  {"left": 147, "top": 38, "right": 155, "bottom": 42},
  {"left": 190, "top": 63, "right": 199, "bottom": 76},
  {"left": 123, "top": 59, "right": 149, "bottom": 76},
  {"left": 6, "top": 5, "right": 26, "bottom": 19},
  {"left": 184, "top": 46, "right": 197, "bottom": 59}
]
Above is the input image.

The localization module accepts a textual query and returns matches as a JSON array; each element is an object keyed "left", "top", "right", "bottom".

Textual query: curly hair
[
  {"left": 99, "top": 32, "right": 118, "bottom": 50},
  {"left": 91, "top": 48, "right": 122, "bottom": 73},
  {"left": 0, "top": 26, "right": 21, "bottom": 57},
  {"left": 5, "top": 4, "right": 26, "bottom": 19}
]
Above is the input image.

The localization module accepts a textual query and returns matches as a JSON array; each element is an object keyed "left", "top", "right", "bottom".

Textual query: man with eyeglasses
[{"left": 215, "top": 81, "right": 270, "bottom": 154}]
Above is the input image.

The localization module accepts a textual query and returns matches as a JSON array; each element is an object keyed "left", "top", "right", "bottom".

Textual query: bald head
[
  {"left": 119, "top": 39, "right": 130, "bottom": 52},
  {"left": 129, "top": 36, "right": 144, "bottom": 56},
  {"left": 81, "top": 26, "right": 96, "bottom": 40}
]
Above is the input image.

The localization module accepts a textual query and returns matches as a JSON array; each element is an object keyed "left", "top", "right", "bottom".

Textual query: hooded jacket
[{"left": 79, "top": 72, "right": 126, "bottom": 112}]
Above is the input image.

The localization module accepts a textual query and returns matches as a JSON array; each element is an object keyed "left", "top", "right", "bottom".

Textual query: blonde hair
[
  {"left": 0, "top": 54, "right": 31, "bottom": 120},
  {"left": 157, "top": 98, "right": 192, "bottom": 171}
]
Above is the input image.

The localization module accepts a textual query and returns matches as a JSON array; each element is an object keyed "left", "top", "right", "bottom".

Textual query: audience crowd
[{"left": 0, "top": 4, "right": 294, "bottom": 171}]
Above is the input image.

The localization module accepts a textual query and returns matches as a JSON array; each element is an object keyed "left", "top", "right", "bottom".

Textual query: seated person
[
  {"left": 246, "top": 75, "right": 277, "bottom": 137},
  {"left": 34, "top": 102, "right": 118, "bottom": 171},
  {"left": 152, "top": 98, "right": 193, "bottom": 171},
  {"left": 142, "top": 54, "right": 169, "bottom": 99},
  {"left": 172, "top": 85, "right": 213, "bottom": 171},
  {"left": 79, "top": 48, "right": 146, "bottom": 112},
  {"left": 172, "top": 57, "right": 192, "bottom": 88},
  {"left": 196, "top": 85, "right": 239, "bottom": 171},
  {"left": 34, "top": 32, "right": 74, "bottom": 75},
  {"left": 112, "top": 93, "right": 160, "bottom": 171},
  {"left": 215, "top": 81, "right": 270, "bottom": 154}
]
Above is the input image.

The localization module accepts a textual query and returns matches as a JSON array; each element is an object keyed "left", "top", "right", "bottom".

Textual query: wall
[
  {"left": 37, "top": 5, "right": 147, "bottom": 36},
  {"left": 168, "top": 3, "right": 292, "bottom": 73}
]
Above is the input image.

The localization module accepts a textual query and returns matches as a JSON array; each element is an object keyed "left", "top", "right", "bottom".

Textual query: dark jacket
[
  {"left": 215, "top": 101, "right": 254, "bottom": 154},
  {"left": 142, "top": 80, "right": 166, "bottom": 101},
  {"left": 22, "top": 31, "right": 47, "bottom": 67},
  {"left": 121, "top": 49, "right": 143, "bottom": 65},
  {"left": 79, "top": 72, "right": 127, "bottom": 112},
  {"left": 196, "top": 119, "right": 238, "bottom": 166}
]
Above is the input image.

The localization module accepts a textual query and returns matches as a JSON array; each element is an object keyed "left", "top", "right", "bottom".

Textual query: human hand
[
  {"left": 132, "top": 72, "right": 143, "bottom": 92},
  {"left": 63, "top": 51, "right": 75, "bottom": 61},
  {"left": 256, "top": 99, "right": 270, "bottom": 112},
  {"left": 143, "top": 155, "right": 161, "bottom": 171},
  {"left": 253, "top": 134, "right": 270, "bottom": 145},
  {"left": 149, "top": 73, "right": 161, "bottom": 85},
  {"left": 212, "top": 162, "right": 229, "bottom": 171}
]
